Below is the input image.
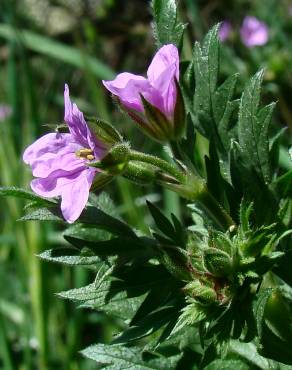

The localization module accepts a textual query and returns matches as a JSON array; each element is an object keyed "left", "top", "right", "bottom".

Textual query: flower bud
[
  {"left": 184, "top": 281, "right": 217, "bottom": 306},
  {"left": 103, "top": 44, "right": 186, "bottom": 143},
  {"left": 123, "top": 162, "right": 156, "bottom": 185},
  {"left": 203, "top": 248, "right": 233, "bottom": 277},
  {"left": 208, "top": 231, "right": 233, "bottom": 256}
]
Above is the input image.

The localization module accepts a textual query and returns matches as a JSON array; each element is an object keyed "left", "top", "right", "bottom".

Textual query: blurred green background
[{"left": 0, "top": 0, "right": 291, "bottom": 369}]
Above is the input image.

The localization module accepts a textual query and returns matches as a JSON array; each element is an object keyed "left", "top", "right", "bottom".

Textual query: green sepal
[
  {"left": 86, "top": 116, "right": 122, "bottom": 146},
  {"left": 173, "top": 78, "right": 186, "bottom": 139},
  {"left": 89, "top": 143, "right": 130, "bottom": 175},
  {"left": 140, "top": 94, "right": 172, "bottom": 142}
]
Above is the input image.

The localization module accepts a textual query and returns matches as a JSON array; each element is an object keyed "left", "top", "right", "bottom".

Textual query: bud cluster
[{"left": 166, "top": 219, "right": 282, "bottom": 310}]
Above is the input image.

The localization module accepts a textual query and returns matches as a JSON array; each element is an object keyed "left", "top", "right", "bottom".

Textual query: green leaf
[
  {"left": 58, "top": 282, "right": 107, "bottom": 303},
  {"left": 113, "top": 302, "right": 182, "bottom": 344},
  {"left": 272, "top": 170, "right": 292, "bottom": 198},
  {"left": 171, "top": 301, "right": 206, "bottom": 336},
  {"left": 253, "top": 289, "right": 292, "bottom": 365},
  {"left": 238, "top": 70, "right": 275, "bottom": 184},
  {"left": 81, "top": 343, "right": 181, "bottom": 369},
  {"left": 64, "top": 235, "right": 156, "bottom": 257},
  {"left": 152, "top": 0, "right": 186, "bottom": 47},
  {"left": 239, "top": 199, "right": 253, "bottom": 234},
  {"left": 38, "top": 248, "right": 100, "bottom": 266},
  {"left": 20, "top": 207, "right": 62, "bottom": 222},
  {"left": 0, "top": 186, "right": 56, "bottom": 206},
  {"left": 253, "top": 288, "right": 273, "bottom": 339},
  {"left": 204, "top": 359, "right": 249, "bottom": 370},
  {"left": 21, "top": 204, "right": 136, "bottom": 238},
  {"left": 192, "top": 24, "right": 238, "bottom": 181},
  {"left": 59, "top": 264, "right": 175, "bottom": 304},
  {"left": 214, "top": 75, "right": 239, "bottom": 151},
  {"left": 63, "top": 223, "right": 110, "bottom": 243},
  {"left": 229, "top": 340, "right": 280, "bottom": 369},
  {"left": 193, "top": 25, "right": 220, "bottom": 139},
  {"left": 273, "top": 250, "right": 292, "bottom": 287},
  {"left": 61, "top": 278, "right": 143, "bottom": 320},
  {"left": 0, "top": 24, "right": 114, "bottom": 79},
  {"left": 147, "top": 201, "right": 178, "bottom": 243},
  {"left": 130, "top": 285, "right": 174, "bottom": 326}
]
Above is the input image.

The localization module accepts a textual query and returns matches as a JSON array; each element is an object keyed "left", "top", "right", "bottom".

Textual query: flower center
[{"left": 76, "top": 148, "right": 95, "bottom": 161}]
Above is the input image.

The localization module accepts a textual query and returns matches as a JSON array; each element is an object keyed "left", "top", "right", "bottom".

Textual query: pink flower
[
  {"left": 23, "top": 85, "right": 106, "bottom": 223},
  {"left": 240, "top": 16, "right": 269, "bottom": 48},
  {"left": 102, "top": 45, "right": 181, "bottom": 141},
  {"left": 219, "top": 21, "right": 232, "bottom": 42}
]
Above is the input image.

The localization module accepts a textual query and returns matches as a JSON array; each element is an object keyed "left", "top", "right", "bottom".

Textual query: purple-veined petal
[
  {"left": 23, "top": 132, "right": 84, "bottom": 178},
  {"left": 64, "top": 84, "right": 97, "bottom": 148},
  {"left": 64, "top": 84, "right": 107, "bottom": 159},
  {"left": 103, "top": 72, "right": 151, "bottom": 112}
]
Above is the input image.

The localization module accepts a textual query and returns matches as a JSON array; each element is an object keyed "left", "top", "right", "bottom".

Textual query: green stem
[
  {"left": 129, "top": 150, "right": 185, "bottom": 183},
  {"left": 129, "top": 151, "right": 235, "bottom": 231}
]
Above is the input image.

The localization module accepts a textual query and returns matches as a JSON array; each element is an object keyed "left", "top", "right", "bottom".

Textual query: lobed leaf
[
  {"left": 152, "top": 0, "right": 186, "bottom": 47},
  {"left": 238, "top": 70, "right": 275, "bottom": 184},
  {"left": 38, "top": 248, "right": 101, "bottom": 266},
  {"left": 21, "top": 204, "right": 136, "bottom": 238},
  {"left": 0, "top": 186, "right": 56, "bottom": 206},
  {"left": 81, "top": 343, "right": 181, "bottom": 369}
]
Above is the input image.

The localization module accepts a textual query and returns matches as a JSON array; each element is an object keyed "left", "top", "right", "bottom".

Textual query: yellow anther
[{"left": 76, "top": 148, "right": 95, "bottom": 161}]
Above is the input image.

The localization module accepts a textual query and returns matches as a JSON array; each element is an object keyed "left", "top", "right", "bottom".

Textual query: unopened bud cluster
[{"left": 156, "top": 220, "right": 281, "bottom": 311}]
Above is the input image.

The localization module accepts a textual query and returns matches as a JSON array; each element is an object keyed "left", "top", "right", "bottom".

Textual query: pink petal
[
  {"left": 150, "top": 63, "right": 177, "bottom": 117},
  {"left": 103, "top": 73, "right": 150, "bottom": 112},
  {"left": 64, "top": 84, "right": 111, "bottom": 158},
  {"left": 60, "top": 169, "right": 95, "bottom": 223},
  {"left": 240, "top": 16, "right": 269, "bottom": 48},
  {"left": 31, "top": 168, "right": 96, "bottom": 223},
  {"left": 23, "top": 133, "right": 83, "bottom": 178},
  {"left": 147, "top": 44, "right": 179, "bottom": 85}
]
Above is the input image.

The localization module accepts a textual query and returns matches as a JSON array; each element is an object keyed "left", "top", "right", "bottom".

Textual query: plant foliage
[{"left": 1, "top": 1, "right": 291, "bottom": 369}]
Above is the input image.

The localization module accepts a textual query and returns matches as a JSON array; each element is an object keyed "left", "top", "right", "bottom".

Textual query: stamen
[{"left": 76, "top": 148, "right": 95, "bottom": 161}]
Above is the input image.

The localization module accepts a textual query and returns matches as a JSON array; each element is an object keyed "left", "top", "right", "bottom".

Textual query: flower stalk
[
  {"left": 128, "top": 150, "right": 235, "bottom": 230},
  {"left": 128, "top": 150, "right": 186, "bottom": 183}
]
